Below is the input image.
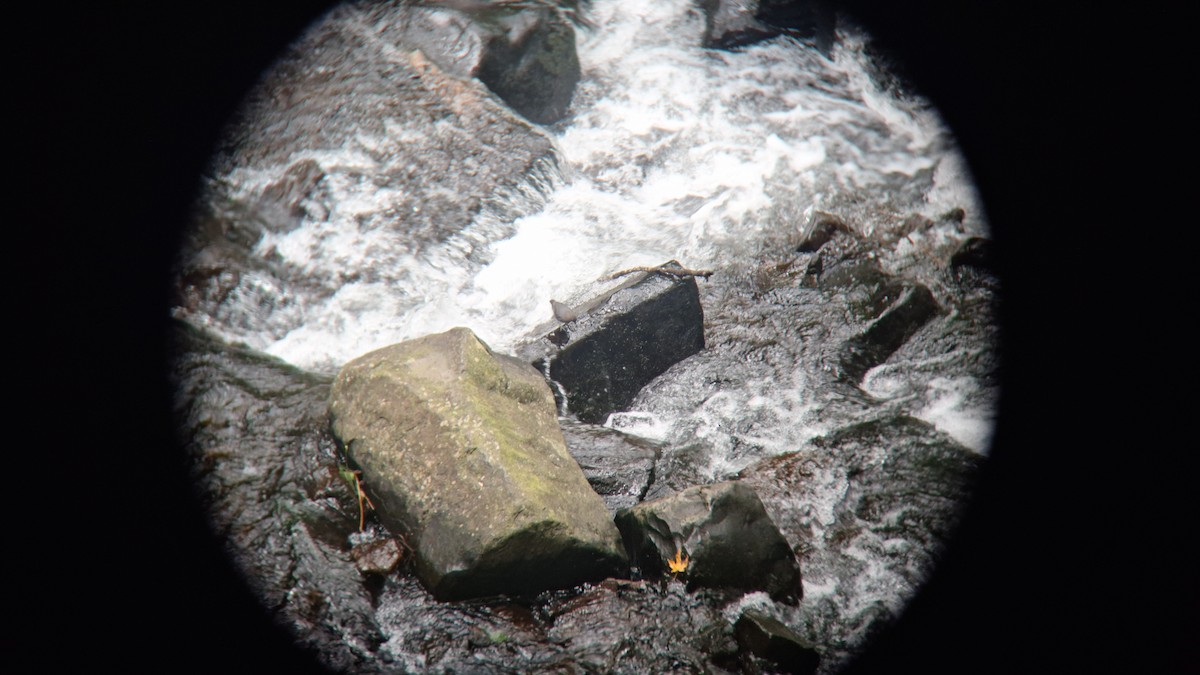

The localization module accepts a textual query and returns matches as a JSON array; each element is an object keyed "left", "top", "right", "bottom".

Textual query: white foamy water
[{"left": 205, "top": 0, "right": 981, "bottom": 376}]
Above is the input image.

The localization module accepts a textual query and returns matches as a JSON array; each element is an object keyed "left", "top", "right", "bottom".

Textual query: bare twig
[{"left": 603, "top": 264, "right": 714, "bottom": 281}]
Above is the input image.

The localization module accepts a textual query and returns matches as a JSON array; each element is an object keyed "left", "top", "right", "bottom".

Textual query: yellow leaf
[{"left": 667, "top": 547, "right": 689, "bottom": 574}]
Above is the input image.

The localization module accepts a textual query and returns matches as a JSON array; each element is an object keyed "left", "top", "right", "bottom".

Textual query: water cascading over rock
[{"left": 328, "top": 327, "right": 627, "bottom": 600}]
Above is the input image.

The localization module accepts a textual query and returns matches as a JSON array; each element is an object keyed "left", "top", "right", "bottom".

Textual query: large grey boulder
[
  {"left": 614, "top": 481, "right": 802, "bottom": 603},
  {"left": 329, "top": 327, "right": 627, "bottom": 600}
]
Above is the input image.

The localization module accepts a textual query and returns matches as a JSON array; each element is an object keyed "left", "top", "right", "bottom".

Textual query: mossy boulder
[{"left": 329, "top": 327, "right": 627, "bottom": 600}]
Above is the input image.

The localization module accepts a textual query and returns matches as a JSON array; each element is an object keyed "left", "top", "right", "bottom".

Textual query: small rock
[
  {"left": 949, "top": 236, "right": 993, "bottom": 273},
  {"left": 795, "top": 211, "right": 848, "bottom": 253},
  {"left": 351, "top": 538, "right": 403, "bottom": 575},
  {"left": 734, "top": 608, "right": 820, "bottom": 675}
]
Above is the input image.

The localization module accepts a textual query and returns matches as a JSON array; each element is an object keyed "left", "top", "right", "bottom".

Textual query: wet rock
[
  {"left": 543, "top": 579, "right": 735, "bottom": 672},
  {"left": 839, "top": 283, "right": 940, "bottom": 382},
  {"left": 257, "top": 157, "right": 328, "bottom": 230},
  {"left": 755, "top": 0, "right": 837, "bottom": 54},
  {"left": 476, "top": 7, "right": 581, "bottom": 124},
  {"left": 741, "top": 416, "right": 983, "bottom": 584},
  {"left": 351, "top": 538, "right": 404, "bottom": 576},
  {"left": 697, "top": 0, "right": 780, "bottom": 49},
  {"left": 519, "top": 261, "right": 706, "bottom": 424},
  {"left": 950, "top": 236, "right": 994, "bottom": 273},
  {"left": 795, "top": 211, "right": 849, "bottom": 253},
  {"left": 388, "top": 2, "right": 580, "bottom": 124},
  {"left": 169, "top": 321, "right": 383, "bottom": 670},
  {"left": 615, "top": 481, "right": 802, "bottom": 603},
  {"left": 329, "top": 327, "right": 627, "bottom": 601},
  {"left": 696, "top": 0, "right": 835, "bottom": 52},
  {"left": 196, "top": 3, "right": 560, "bottom": 246},
  {"left": 559, "top": 418, "right": 661, "bottom": 513},
  {"left": 696, "top": 0, "right": 836, "bottom": 53},
  {"left": 372, "top": 575, "right": 735, "bottom": 672},
  {"left": 734, "top": 608, "right": 821, "bottom": 674}
]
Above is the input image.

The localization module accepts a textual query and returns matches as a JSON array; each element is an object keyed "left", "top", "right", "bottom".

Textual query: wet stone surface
[
  {"left": 559, "top": 418, "right": 660, "bottom": 513},
  {"left": 169, "top": 320, "right": 385, "bottom": 671},
  {"left": 616, "top": 481, "right": 803, "bottom": 603},
  {"left": 328, "top": 327, "right": 626, "bottom": 601},
  {"left": 519, "top": 261, "right": 707, "bottom": 424}
]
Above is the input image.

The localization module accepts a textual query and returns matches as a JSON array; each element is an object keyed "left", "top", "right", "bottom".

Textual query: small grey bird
[{"left": 550, "top": 299, "right": 578, "bottom": 323}]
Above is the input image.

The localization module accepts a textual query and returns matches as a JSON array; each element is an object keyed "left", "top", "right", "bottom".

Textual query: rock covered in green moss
[{"left": 329, "top": 327, "right": 626, "bottom": 600}]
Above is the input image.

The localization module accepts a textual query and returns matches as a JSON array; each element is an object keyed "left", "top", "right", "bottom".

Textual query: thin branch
[{"left": 603, "top": 264, "right": 714, "bottom": 281}]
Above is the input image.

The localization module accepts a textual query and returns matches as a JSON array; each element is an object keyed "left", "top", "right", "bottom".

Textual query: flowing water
[{"left": 172, "top": 0, "right": 998, "bottom": 670}]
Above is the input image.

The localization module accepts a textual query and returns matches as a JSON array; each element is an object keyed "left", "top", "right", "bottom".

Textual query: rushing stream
[{"left": 171, "top": 0, "right": 999, "bottom": 671}]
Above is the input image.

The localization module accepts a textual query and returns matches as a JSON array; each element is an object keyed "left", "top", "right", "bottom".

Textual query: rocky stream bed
[{"left": 169, "top": 1, "right": 1000, "bottom": 672}]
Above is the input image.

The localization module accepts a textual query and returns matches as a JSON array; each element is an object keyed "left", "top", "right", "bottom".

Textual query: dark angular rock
[
  {"left": 614, "top": 481, "right": 802, "bottom": 603},
  {"left": 560, "top": 418, "right": 661, "bottom": 513},
  {"left": 839, "top": 283, "right": 940, "bottom": 382},
  {"left": 697, "top": 0, "right": 780, "bottom": 49},
  {"left": 795, "top": 211, "right": 849, "bottom": 253},
  {"left": 696, "top": 0, "right": 836, "bottom": 53},
  {"left": 393, "top": 3, "right": 580, "bottom": 124},
  {"left": 476, "top": 8, "right": 581, "bottom": 124},
  {"left": 755, "top": 0, "right": 837, "bottom": 54},
  {"left": 734, "top": 608, "right": 821, "bottom": 675},
  {"left": 520, "top": 261, "right": 706, "bottom": 424},
  {"left": 950, "top": 236, "right": 993, "bottom": 273},
  {"left": 329, "top": 327, "right": 627, "bottom": 601}
]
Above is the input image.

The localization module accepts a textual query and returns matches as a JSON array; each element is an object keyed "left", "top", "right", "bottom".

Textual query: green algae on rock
[{"left": 329, "top": 327, "right": 627, "bottom": 600}]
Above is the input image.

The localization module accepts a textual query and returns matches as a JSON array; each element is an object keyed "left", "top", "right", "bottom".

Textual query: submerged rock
[
  {"left": 328, "top": 327, "right": 627, "bottom": 600},
  {"left": 519, "top": 262, "right": 706, "bottom": 424},
  {"left": 614, "top": 481, "right": 802, "bottom": 603},
  {"left": 838, "top": 283, "right": 941, "bottom": 382},
  {"left": 559, "top": 418, "right": 661, "bottom": 513}
]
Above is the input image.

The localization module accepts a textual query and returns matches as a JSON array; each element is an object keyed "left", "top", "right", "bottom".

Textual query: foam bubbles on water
[{"left": 917, "top": 376, "right": 995, "bottom": 453}]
